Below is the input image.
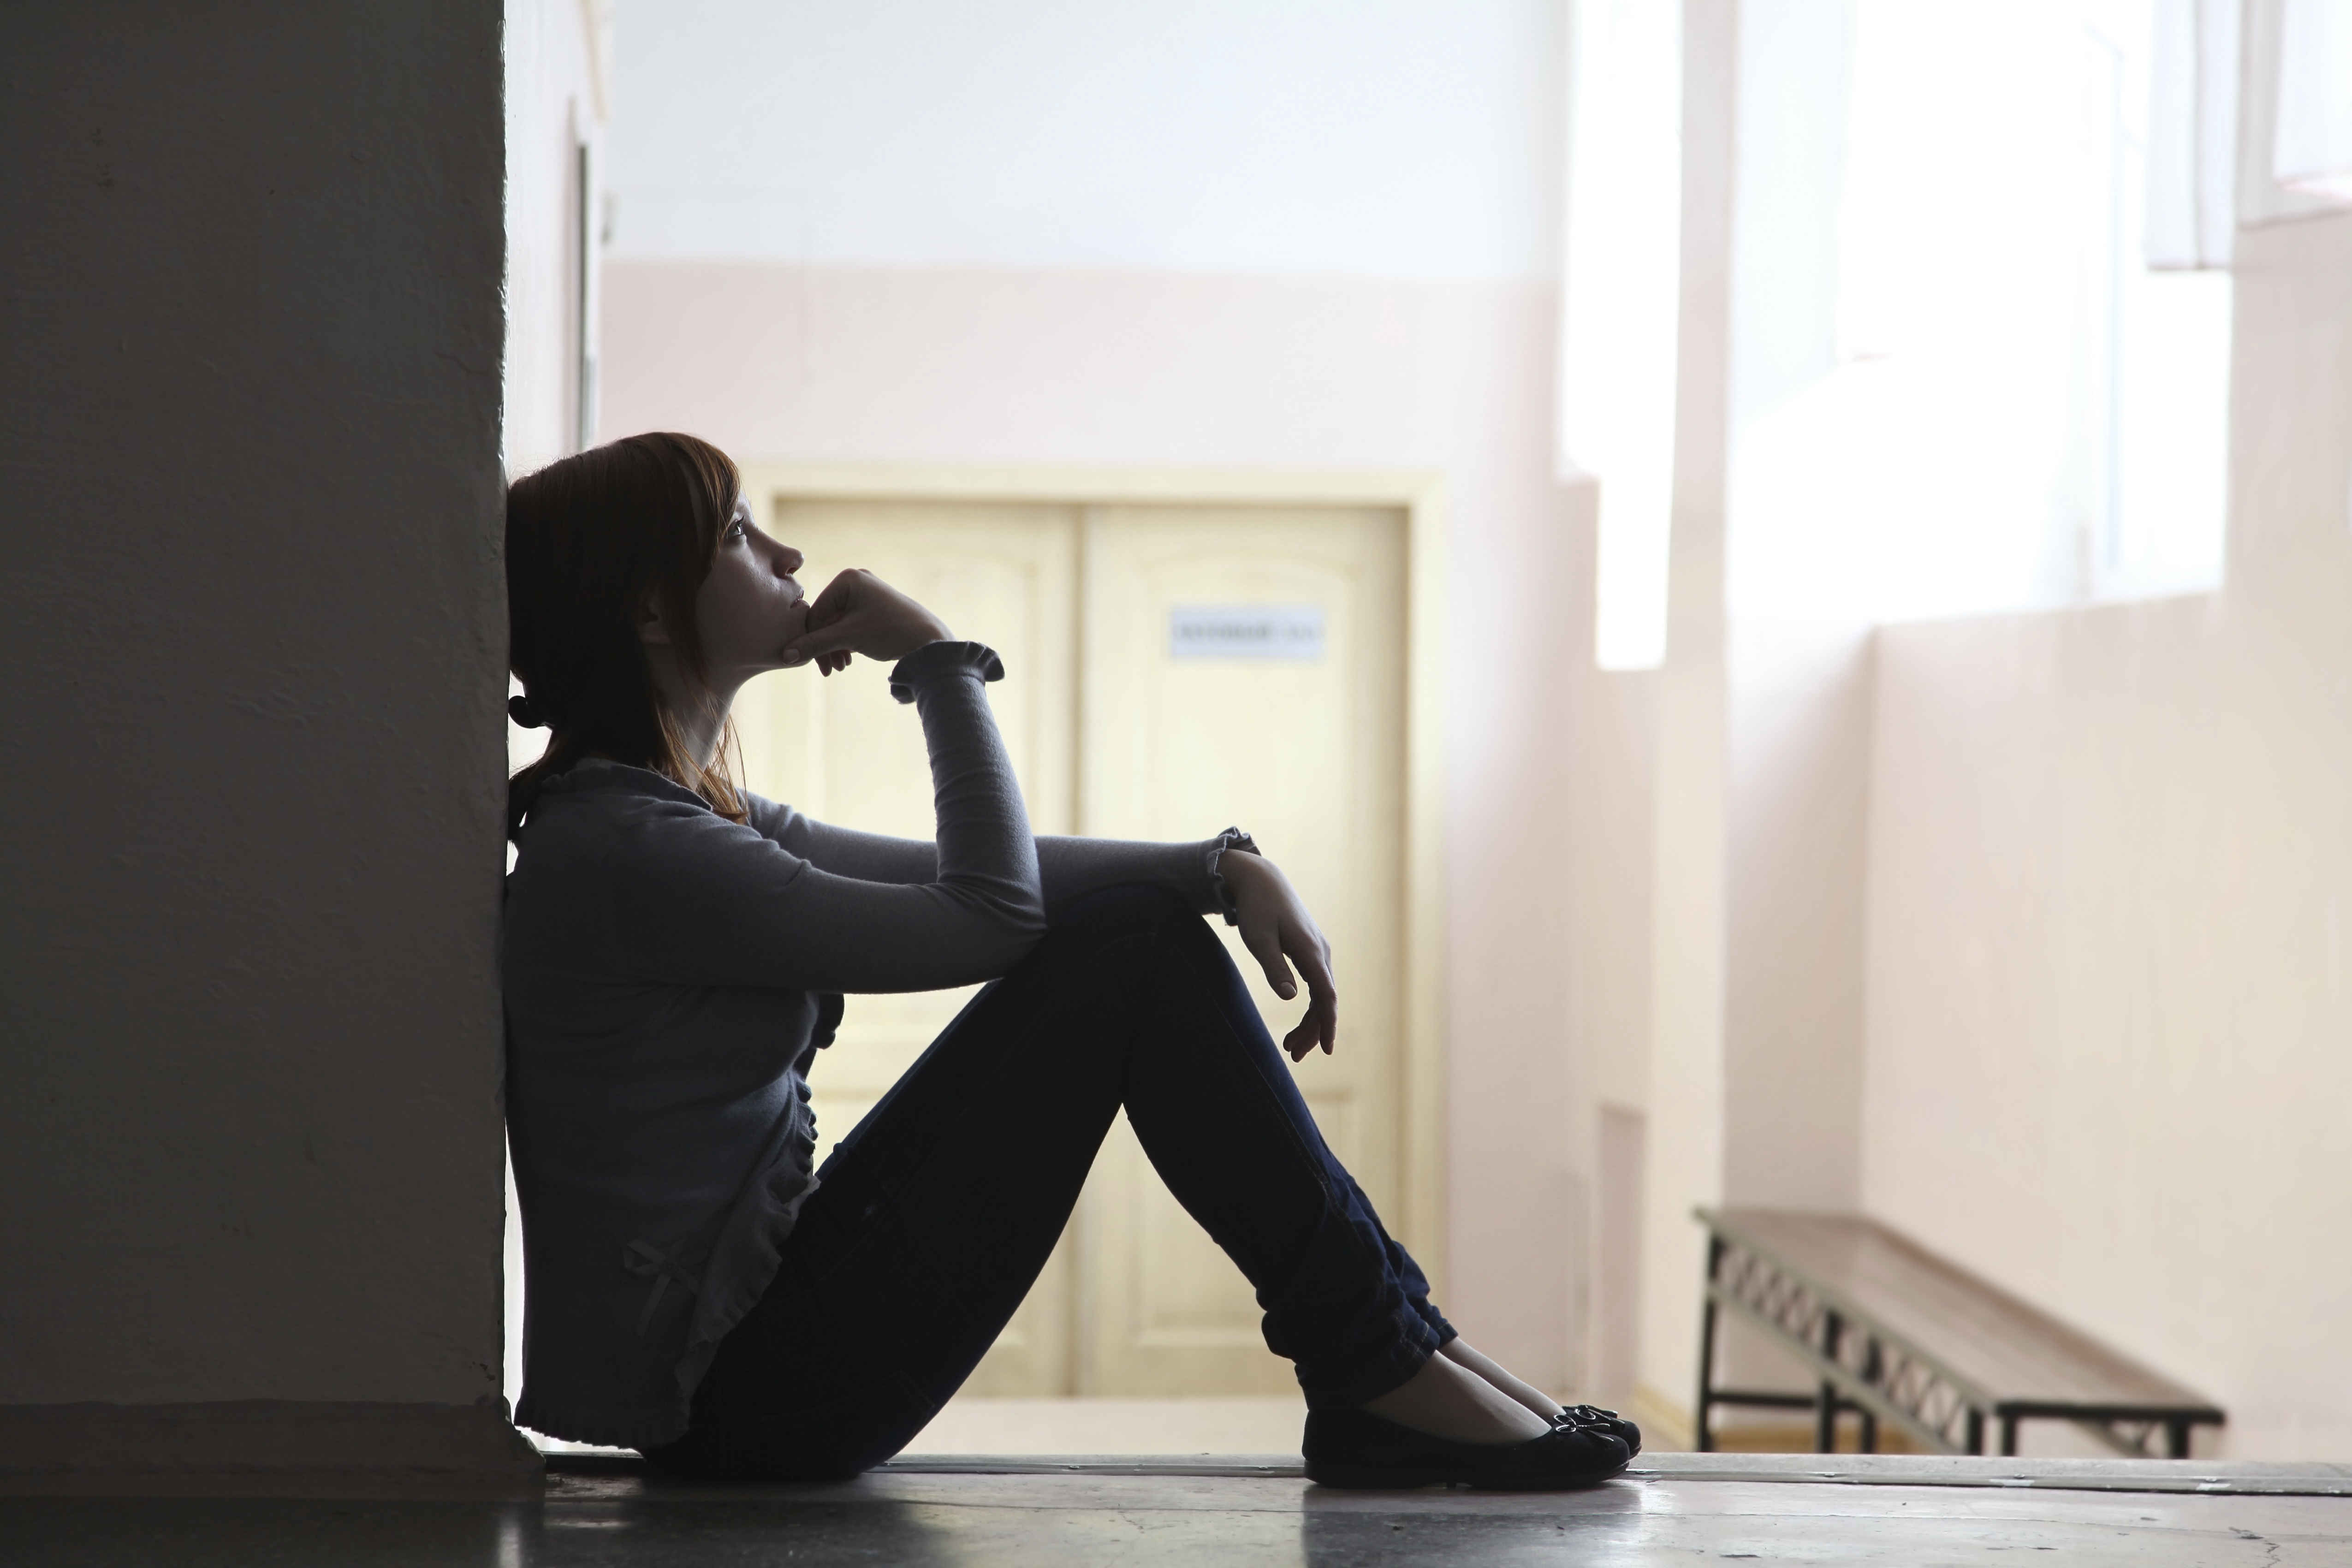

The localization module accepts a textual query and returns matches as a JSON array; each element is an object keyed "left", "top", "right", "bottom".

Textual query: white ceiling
[{"left": 604, "top": 0, "right": 1564, "bottom": 279}]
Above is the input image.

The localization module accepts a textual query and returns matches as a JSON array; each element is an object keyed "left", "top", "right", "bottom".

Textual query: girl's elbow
[
  {"left": 933, "top": 882, "right": 1045, "bottom": 973},
  {"left": 974, "top": 902, "right": 1046, "bottom": 972}
]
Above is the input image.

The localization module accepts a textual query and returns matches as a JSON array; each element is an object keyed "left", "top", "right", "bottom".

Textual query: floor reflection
[
  {"left": 6, "top": 1467, "right": 2340, "bottom": 1567},
  {"left": 1298, "top": 1480, "right": 1650, "bottom": 1567}
]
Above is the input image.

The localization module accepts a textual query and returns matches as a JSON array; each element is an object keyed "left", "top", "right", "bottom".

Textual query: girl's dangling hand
[{"left": 1222, "top": 848, "right": 1339, "bottom": 1062}]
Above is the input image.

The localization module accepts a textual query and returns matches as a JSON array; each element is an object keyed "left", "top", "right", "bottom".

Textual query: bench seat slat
[{"left": 1706, "top": 1209, "right": 2216, "bottom": 1415}]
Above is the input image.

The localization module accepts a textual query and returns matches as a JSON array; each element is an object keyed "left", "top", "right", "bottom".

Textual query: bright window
[
  {"left": 1561, "top": 0, "right": 1683, "bottom": 670},
  {"left": 1733, "top": 0, "right": 2231, "bottom": 622}
]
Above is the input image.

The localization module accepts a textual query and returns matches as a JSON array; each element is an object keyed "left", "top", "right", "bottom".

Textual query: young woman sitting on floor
[{"left": 500, "top": 432, "right": 1639, "bottom": 1488}]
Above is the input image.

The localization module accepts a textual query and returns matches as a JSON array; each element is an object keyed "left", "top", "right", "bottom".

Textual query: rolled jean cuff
[
  {"left": 1410, "top": 1297, "right": 1458, "bottom": 1348},
  {"left": 1294, "top": 1304, "right": 1449, "bottom": 1411}
]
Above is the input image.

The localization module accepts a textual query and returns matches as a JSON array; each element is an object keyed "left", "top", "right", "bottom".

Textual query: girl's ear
[{"left": 636, "top": 594, "right": 673, "bottom": 647}]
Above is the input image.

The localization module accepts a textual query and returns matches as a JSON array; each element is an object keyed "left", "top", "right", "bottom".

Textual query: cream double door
[{"left": 731, "top": 494, "right": 1408, "bottom": 1396}]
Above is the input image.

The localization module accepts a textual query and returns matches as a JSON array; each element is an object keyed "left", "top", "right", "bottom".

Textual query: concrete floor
[{"left": 6, "top": 1456, "right": 2351, "bottom": 1566}]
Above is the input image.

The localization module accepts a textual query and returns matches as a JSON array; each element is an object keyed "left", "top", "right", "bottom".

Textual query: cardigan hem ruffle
[
  {"left": 513, "top": 1075, "right": 826, "bottom": 1454},
  {"left": 669, "top": 1084, "right": 825, "bottom": 1424}
]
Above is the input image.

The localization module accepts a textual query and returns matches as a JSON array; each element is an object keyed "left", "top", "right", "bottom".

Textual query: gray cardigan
[{"left": 501, "top": 641, "right": 1247, "bottom": 1446}]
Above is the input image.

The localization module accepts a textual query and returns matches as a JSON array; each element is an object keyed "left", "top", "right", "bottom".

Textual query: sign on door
[{"left": 1168, "top": 604, "right": 1326, "bottom": 661}]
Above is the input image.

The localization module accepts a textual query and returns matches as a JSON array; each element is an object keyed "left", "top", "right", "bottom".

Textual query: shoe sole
[{"left": 1305, "top": 1455, "right": 1631, "bottom": 1491}]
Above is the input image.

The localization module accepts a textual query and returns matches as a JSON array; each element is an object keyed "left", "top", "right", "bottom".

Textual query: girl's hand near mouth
[{"left": 778, "top": 569, "right": 952, "bottom": 676}]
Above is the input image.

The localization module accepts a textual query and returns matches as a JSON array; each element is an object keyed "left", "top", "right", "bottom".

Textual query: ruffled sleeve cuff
[
  {"left": 887, "top": 640, "right": 1006, "bottom": 704},
  {"left": 1203, "top": 826, "right": 1261, "bottom": 926}
]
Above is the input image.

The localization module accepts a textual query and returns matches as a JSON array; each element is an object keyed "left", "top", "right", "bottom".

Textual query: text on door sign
[{"left": 1169, "top": 605, "right": 1327, "bottom": 662}]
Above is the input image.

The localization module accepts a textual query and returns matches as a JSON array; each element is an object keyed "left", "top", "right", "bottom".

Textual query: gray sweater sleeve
[
  {"left": 747, "top": 801, "right": 1250, "bottom": 923},
  {"left": 604, "top": 641, "right": 1047, "bottom": 992}
]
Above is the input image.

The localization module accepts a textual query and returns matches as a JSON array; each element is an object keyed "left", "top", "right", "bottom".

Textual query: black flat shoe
[
  {"left": 1555, "top": 1403, "right": 1642, "bottom": 1456},
  {"left": 1302, "top": 1408, "right": 1631, "bottom": 1490}
]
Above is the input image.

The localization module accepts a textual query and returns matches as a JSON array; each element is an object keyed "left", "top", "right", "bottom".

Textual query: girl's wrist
[{"left": 1206, "top": 827, "right": 1262, "bottom": 922}]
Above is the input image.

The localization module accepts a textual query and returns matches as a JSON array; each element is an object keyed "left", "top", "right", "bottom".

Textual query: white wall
[
  {"left": 1720, "top": 0, "right": 1869, "bottom": 1217},
  {"left": 1562, "top": 515, "right": 1658, "bottom": 1404},
  {"left": 0, "top": 1, "right": 525, "bottom": 1474},
  {"left": 607, "top": 0, "right": 1562, "bottom": 279},
  {"left": 1603, "top": 0, "right": 2351, "bottom": 1450},
  {"left": 1628, "top": 0, "right": 1738, "bottom": 1423},
  {"left": 506, "top": 0, "right": 608, "bottom": 477},
  {"left": 1629, "top": 0, "right": 1881, "bottom": 1424},
  {"left": 1863, "top": 211, "right": 2352, "bottom": 1460},
  {"left": 1610, "top": 0, "right": 2352, "bottom": 1459},
  {"left": 1716, "top": 0, "right": 1871, "bottom": 1340}
]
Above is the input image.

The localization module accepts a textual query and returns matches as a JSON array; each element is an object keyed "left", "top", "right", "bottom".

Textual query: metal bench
[{"left": 1694, "top": 1207, "right": 2225, "bottom": 1459}]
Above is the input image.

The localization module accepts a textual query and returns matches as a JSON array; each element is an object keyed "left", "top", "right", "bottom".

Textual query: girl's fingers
[
  {"left": 1287, "top": 999, "right": 1327, "bottom": 1059},
  {"left": 1295, "top": 939, "right": 1336, "bottom": 1008},
  {"left": 1242, "top": 924, "right": 1298, "bottom": 1001},
  {"left": 782, "top": 617, "right": 862, "bottom": 666},
  {"left": 1284, "top": 1016, "right": 1318, "bottom": 1062},
  {"left": 1291, "top": 930, "right": 1337, "bottom": 1054},
  {"left": 1281, "top": 989, "right": 1338, "bottom": 1060}
]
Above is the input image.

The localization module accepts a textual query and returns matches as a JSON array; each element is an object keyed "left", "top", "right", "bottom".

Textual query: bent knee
[{"left": 1038, "top": 882, "right": 1200, "bottom": 949}]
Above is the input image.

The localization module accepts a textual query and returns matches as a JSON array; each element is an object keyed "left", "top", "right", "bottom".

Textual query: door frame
[{"left": 736, "top": 462, "right": 1450, "bottom": 1292}]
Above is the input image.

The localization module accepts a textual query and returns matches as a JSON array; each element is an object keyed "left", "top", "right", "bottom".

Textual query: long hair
[{"left": 504, "top": 432, "right": 748, "bottom": 840}]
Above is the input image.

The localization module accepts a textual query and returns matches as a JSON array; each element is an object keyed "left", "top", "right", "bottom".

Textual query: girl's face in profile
[{"left": 692, "top": 496, "right": 811, "bottom": 688}]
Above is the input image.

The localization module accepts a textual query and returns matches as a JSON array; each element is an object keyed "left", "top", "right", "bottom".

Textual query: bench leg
[
  {"left": 1858, "top": 1408, "right": 1877, "bottom": 1454},
  {"left": 1966, "top": 1408, "right": 1985, "bottom": 1455},
  {"left": 1694, "top": 1237, "right": 1723, "bottom": 1453},
  {"left": 2167, "top": 1420, "right": 2191, "bottom": 1460},
  {"left": 1815, "top": 1307, "right": 1844, "bottom": 1453},
  {"left": 1999, "top": 1414, "right": 2019, "bottom": 1457}
]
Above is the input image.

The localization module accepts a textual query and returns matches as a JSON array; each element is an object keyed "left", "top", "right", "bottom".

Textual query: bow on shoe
[{"left": 1555, "top": 1403, "right": 1643, "bottom": 1456}]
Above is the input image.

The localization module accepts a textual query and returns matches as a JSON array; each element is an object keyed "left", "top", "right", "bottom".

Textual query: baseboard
[
  {"left": 1630, "top": 1383, "right": 1695, "bottom": 1452},
  {"left": 0, "top": 1399, "right": 542, "bottom": 1493},
  {"left": 1699, "top": 1415, "right": 1930, "bottom": 1455},
  {"left": 1625, "top": 1386, "right": 1933, "bottom": 1457}
]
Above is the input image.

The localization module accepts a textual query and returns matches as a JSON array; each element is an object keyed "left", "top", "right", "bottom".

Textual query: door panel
[{"left": 1076, "top": 504, "right": 1407, "bottom": 1395}]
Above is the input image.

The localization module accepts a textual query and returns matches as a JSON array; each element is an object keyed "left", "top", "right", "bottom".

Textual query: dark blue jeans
[{"left": 647, "top": 884, "right": 1453, "bottom": 1479}]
